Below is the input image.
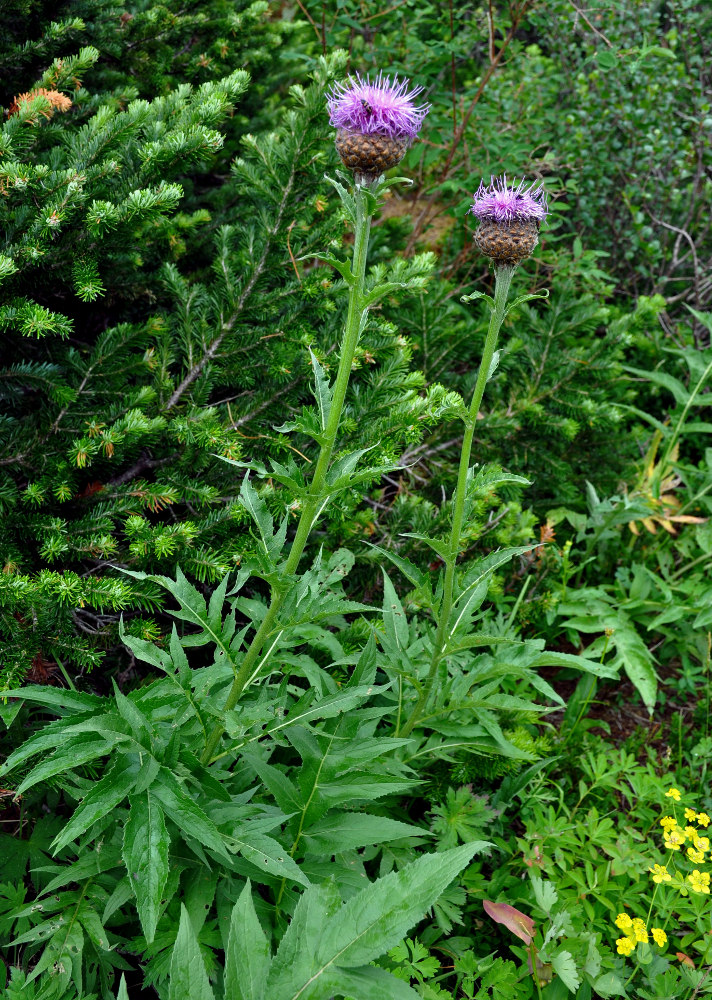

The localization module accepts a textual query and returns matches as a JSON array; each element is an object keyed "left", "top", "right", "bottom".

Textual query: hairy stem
[
  {"left": 399, "top": 265, "right": 514, "bottom": 737},
  {"left": 201, "top": 187, "right": 373, "bottom": 765}
]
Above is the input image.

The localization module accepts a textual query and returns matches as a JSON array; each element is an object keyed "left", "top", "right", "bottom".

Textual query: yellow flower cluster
[
  {"left": 613, "top": 786, "right": 711, "bottom": 961},
  {"left": 614, "top": 913, "right": 667, "bottom": 955},
  {"left": 656, "top": 793, "right": 711, "bottom": 894}
]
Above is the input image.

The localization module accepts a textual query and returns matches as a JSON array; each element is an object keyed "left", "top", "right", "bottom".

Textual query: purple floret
[
  {"left": 327, "top": 72, "right": 430, "bottom": 139},
  {"left": 470, "top": 175, "right": 548, "bottom": 223}
]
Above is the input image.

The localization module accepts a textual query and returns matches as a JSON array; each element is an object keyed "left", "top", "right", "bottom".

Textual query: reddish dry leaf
[
  {"left": 676, "top": 952, "right": 695, "bottom": 968},
  {"left": 483, "top": 899, "right": 536, "bottom": 944}
]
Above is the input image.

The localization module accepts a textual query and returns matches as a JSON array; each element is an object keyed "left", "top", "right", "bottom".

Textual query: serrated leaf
[
  {"left": 123, "top": 791, "right": 170, "bottom": 943},
  {"left": 300, "top": 812, "right": 429, "bottom": 854},
  {"left": 230, "top": 831, "right": 310, "bottom": 887},
  {"left": 318, "top": 965, "right": 422, "bottom": 1000},
  {"left": 267, "top": 845, "right": 478, "bottom": 1000},
  {"left": 530, "top": 876, "right": 558, "bottom": 914},
  {"left": 381, "top": 570, "right": 409, "bottom": 650},
  {"left": 461, "top": 289, "right": 494, "bottom": 310},
  {"left": 551, "top": 950, "right": 581, "bottom": 992},
  {"left": 306, "top": 251, "right": 355, "bottom": 284},
  {"left": 224, "top": 880, "right": 270, "bottom": 1000},
  {"left": 16, "top": 736, "right": 110, "bottom": 793},
  {"left": 503, "top": 289, "right": 549, "bottom": 319},
  {"left": 52, "top": 757, "right": 137, "bottom": 854},
  {"left": 169, "top": 905, "right": 215, "bottom": 1000},
  {"left": 153, "top": 768, "right": 231, "bottom": 862},
  {"left": 308, "top": 348, "right": 332, "bottom": 431}
]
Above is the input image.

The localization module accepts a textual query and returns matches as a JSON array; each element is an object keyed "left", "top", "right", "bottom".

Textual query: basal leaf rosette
[
  {"left": 470, "top": 175, "right": 548, "bottom": 267},
  {"left": 327, "top": 73, "right": 430, "bottom": 184}
]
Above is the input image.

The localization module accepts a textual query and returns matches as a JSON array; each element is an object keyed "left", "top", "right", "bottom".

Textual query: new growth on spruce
[{"left": 328, "top": 72, "right": 430, "bottom": 184}]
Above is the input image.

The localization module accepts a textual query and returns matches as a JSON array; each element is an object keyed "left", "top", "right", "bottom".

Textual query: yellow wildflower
[
  {"left": 651, "top": 927, "right": 667, "bottom": 948},
  {"left": 616, "top": 936, "right": 636, "bottom": 956},
  {"left": 649, "top": 864, "right": 672, "bottom": 883},
  {"left": 687, "top": 848, "right": 705, "bottom": 864},
  {"left": 614, "top": 913, "right": 633, "bottom": 930},
  {"left": 660, "top": 815, "right": 677, "bottom": 830},
  {"left": 687, "top": 870, "right": 711, "bottom": 895},
  {"left": 685, "top": 826, "right": 698, "bottom": 839},
  {"left": 665, "top": 788, "right": 682, "bottom": 801},
  {"left": 684, "top": 808, "right": 697, "bottom": 822},
  {"left": 663, "top": 827, "right": 686, "bottom": 851},
  {"left": 696, "top": 813, "right": 711, "bottom": 828},
  {"left": 693, "top": 836, "right": 710, "bottom": 852},
  {"left": 631, "top": 918, "right": 649, "bottom": 943}
]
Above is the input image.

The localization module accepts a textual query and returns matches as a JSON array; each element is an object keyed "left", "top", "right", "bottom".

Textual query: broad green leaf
[
  {"left": 52, "top": 757, "right": 137, "bottom": 854},
  {"left": 610, "top": 628, "right": 657, "bottom": 712},
  {"left": 16, "top": 736, "right": 110, "bottom": 793},
  {"left": 300, "top": 812, "right": 429, "bottom": 854},
  {"left": 116, "top": 975, "right": 129, "bottom": 1000},
  {"left": 169, "top": 905, "right": 215, "bottom": 1000},
  {"left": 230, "top": 832, "right": 310, "bottom": 887},
  {"left": 123, "top": 790, "right": 170, "bottom": 943},
  {"left": 317, "top": 965, "right": 422, "bottom": 1000},
  {"left": 267, "top": 844, "right": 479, "bottom": 1000},
  {"left": 265, "top": 881, "right": 342, "bottom": 998},
  {"left": 224, "top": 881, "right": 270, "bottom": 1000},
  {"left": 119, "top": 621, "right": 174, "bottom": 673},
  {"left": 364, "top": 543, "right": 427, "bottom": 593},
  {"left": 153, "top": 768, "right": 231, "bottom": 862},
  {"left": 381, "top": 570, "right": 409, "bottom": 651},
  {"left": 530, "top": 650, "right": 619, "bottom": 680},
  {"left": 112, "top": 681, "right": 152, "bottom": 744},
  {"left": 77, "top": 901, "right": 109, "bottom": 951},
  {"left": 0, "top": 685, "right": 104, "bottom": 715}
]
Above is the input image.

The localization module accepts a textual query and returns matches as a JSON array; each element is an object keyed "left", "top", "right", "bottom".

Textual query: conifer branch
[{"left": 164, "top": 166, "right": 300, "bottom": 412}]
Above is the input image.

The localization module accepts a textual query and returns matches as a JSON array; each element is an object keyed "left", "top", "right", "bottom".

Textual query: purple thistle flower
[
  {"left": 327, "top": 72, "right": 430, "bottom": 140},
  {"left": 470, "top": 175, "right": 548, "bottom": 224}
]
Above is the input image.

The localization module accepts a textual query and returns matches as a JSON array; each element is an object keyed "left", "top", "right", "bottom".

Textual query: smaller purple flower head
[
  {"left": 470, "top": 175, "right": 548, "bottom": 224},
  {"left": 327, "top": 72, "right": 430, "bottom": 140}
]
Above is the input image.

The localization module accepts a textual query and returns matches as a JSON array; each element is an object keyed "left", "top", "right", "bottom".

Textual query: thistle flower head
[
  {"left": 327, "top": 72, "right": 430, "bottom": 140},
  {"left": 470, "top": 175, "right": 548, "bottom": 224}
]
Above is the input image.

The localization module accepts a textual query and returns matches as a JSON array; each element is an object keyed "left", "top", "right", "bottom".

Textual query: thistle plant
[
  {"left": 400, "top": 175, "right": 549, "bottom": 737},
  {"left": 198, "top": 73, "right": 431, "bottom": 764}
]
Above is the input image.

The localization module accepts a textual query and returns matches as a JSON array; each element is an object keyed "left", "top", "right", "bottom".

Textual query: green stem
[
  {"left": 200, "top": 186, "right": 373, "bottom": 765},
  {"left": 399, "top": 265, "right": 514, "bottom": 738}
]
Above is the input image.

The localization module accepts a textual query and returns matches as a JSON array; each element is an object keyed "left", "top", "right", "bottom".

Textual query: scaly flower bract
[
  {"left": 470, "top": 175, "right": 548, "bottom": 224},
  {"left": 327, "top": 73, "right": 430, "bottom": 139}
]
